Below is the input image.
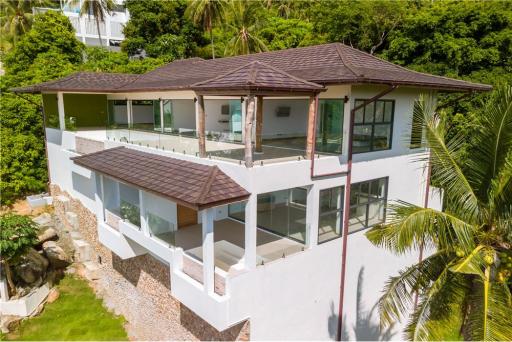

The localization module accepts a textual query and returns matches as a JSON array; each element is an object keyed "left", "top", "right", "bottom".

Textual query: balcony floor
[{"left": 166, "top": 218, "right": 304, "bottom": 271}]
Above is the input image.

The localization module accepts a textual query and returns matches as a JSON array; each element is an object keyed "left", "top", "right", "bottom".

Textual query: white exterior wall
[{"left": 45, "top": 84, "right": 433, "bottom": 340}]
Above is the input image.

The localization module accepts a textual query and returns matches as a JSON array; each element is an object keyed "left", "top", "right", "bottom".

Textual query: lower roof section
[{"left": 71, "top": 147, "right": 250, "bottom": 210}]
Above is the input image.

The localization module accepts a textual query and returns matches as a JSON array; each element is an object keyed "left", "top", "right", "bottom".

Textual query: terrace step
[
  {"left": 73, "top": 239, "right": 92, "bottom": 263},
  {"left": 83, "top": 261, "right": 101, "bottom": 281}
]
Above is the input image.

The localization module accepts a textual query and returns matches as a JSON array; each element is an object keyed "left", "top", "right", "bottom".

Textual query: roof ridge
[
  {"left": 196, "top": 165, "right": 219, "bottom": 204},
  {"left": 339, "top": 43, "right": 487, "bottom": 88},
  {"left": 70, "top": 146, "right": 125, "bottom": 161},
  {"left": 334, "top": 43, "right": 362, "bottom": 79},
  {"left": 249, "top": 60, "right": 325, "bottom": 88}
]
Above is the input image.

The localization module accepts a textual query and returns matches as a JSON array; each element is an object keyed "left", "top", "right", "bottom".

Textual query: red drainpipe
[{"left": 336, "top": 85, "right": 397, "bottom": 341}]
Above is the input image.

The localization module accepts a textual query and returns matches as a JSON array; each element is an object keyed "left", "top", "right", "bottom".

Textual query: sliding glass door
[{"left": 316, "top": 99, "right": 344, "bottom": 154}]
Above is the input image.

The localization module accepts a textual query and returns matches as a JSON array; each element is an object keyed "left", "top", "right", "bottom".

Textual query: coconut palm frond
[
  {"left": 417, "top": 94, "right": 482, "bottom": 223},
  {"left": 224, "top": 0, "right": 268, "bottom": 56},
  {"left": 377, "top": 251, "right": 452, "bottom": 328},
  {"left": 366, "top": 201, "right": 476, "bottom": 254},
  {"left": 466, "top": 274, "right": 512, "bottom": 341},
  {"left": 468, "top": 85, "right": 512, "bottom": 204},
  {"left": 489, "top": 149, "right": 512, "bottom": 217},
  {"left": 449, "top": 245, "right": 492, "bottom": 278},
  {"left": 405, "top": 271, "right": 468, "bottom": 341}
]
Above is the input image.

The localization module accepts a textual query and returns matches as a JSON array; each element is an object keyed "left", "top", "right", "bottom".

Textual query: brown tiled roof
[
  {"left": 71, "top": 147, "right": 250, "bottom": 210},
  {"left": 191, "top": 61, "right": 325, "bottom": 94},
  {"left": 11, "top": 72, "right": 141, "bottom": 93},
  {"left": 13, "top": 43, "right": 492, "bottom": 93}
]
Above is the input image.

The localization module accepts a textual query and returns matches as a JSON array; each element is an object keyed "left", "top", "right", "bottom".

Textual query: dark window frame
[
  {"left": 348, "top": 177, "right": 389, "bottom": 234},
  {"left": 315, "top": 98, "right": 345, "bottom": 155},
  {"left": 353, "top": 99, "right": 395, "bottom": 153},
  {"left": 318, "top": 186, "right": 345, "bottom": 244}
]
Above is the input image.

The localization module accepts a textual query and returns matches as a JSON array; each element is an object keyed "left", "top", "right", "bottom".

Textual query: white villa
[
  {"left": 13, "top": 43, "right": 491, "bottom": 340},
  {"left": 34, "top": 0, "right": 128, "bottom": 49}
]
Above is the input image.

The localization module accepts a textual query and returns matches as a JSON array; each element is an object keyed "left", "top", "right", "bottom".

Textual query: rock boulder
[
  {"left": 13, "top": 248, "right": 49, "bottom": 285},
  {"left": 42, "top": 241, "right": 71, "bottom": 268},
  {"left": 37, "top": 228, "right": 58, "bottom": 244}
]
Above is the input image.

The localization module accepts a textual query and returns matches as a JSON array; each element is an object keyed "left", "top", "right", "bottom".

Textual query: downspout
[
  {"left": 13, "top": 92, "right": 51, "bottom": 193},
  {"left": 336, "top": 84, "right": 397, "bottom": 341}
]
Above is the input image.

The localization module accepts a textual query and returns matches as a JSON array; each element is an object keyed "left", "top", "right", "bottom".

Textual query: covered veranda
[{"left": 191, "top": 60, "right": 326, "bottom": 167}]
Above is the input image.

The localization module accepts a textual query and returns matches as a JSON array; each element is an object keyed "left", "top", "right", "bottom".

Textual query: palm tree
[
  {"left": 185, "top": 0, "right": 226, "bottom": 59},
  {"left": 68, "top": 0, "right": 114, "bottom": 47},
  {"left": 0, "top": 0, "right": 47, "bottom": 49},
  {"left": 224, "top": 0, "right": 267, "bottom": 56},
  {"left": 366, "top": 86, "right": 512, "bottom": 341}
]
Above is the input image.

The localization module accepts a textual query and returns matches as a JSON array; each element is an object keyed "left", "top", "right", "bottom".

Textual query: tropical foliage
[
  {"left": 366, "top": 87, "right": 512, "bottom": 341},
  {"left": 185, "top": 0, "right": 226, "bottom": 58},
  {"left": 0, "top": 213, "right": 39, "bottom": 295},
  {"left": 0, "top": 11, "right": 164, "bottom": 205}
]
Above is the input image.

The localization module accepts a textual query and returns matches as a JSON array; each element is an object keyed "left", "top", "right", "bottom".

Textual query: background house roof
[
  {"left": 72, "top": 147, "right": 250, "bottom": 210},
  {"left": 11, "top": 72, "right": 141, "bottom": 93},
  {"left": 13, "top": 43, "right": 492, "bottom": 93},
  {"left": 191, "top": 60, "right": 325, "bottom": 94}
]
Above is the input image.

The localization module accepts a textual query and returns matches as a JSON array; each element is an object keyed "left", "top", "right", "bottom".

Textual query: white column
[
  {"left": 241, "top": 97, "right": 246, "bottom": 141},
  {"left": 127, "top": 100, "right": 133, "bottom": 128},
  {"left": 79, "top": 14, "right": 86, "bottom": 43},
  {"left": 57, "top": 92, "right": 65, "bottom": 130},
  {"left": 244, "top": 195, "right": 257, "bottom": 269},
  {"left": 139, "top": 190, "right": 148, "bottom": 235},
  {"left": 159, "top": 99, "right": 164, "bottom": 133},
  {"left": 306, "top": 187, "right": 319, "bottom": 248},
  {"left": 105, "top": 14, "right": 111, "bottom": 47},
  {"left": 202, "top": 208, "right": 215, "bottom": 294},
  {"left": 94, "top": 174, "right": 105, "bottom": 223},
  {"left": 0, "top": 276, "right": 9, "bottom": 301}
]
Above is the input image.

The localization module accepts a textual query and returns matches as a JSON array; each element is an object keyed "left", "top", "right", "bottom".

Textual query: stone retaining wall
[{"left": 50, "top": 184, "right": 249, "bottom": 341}]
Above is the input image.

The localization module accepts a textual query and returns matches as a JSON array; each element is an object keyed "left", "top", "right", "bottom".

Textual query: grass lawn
[{"left": 5, "top": 275, "right": 128, "bottom": 341}]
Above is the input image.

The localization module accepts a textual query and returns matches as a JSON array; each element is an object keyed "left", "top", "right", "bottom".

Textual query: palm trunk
[
  {"left": 96, "top": 18, "right": 103, "bottom": 47},
  {"left": 3, "top": 260, "right": 16, "bottom": 297},
  {"left": 210, "top": 28, "right": 215, "bottom": 59}
]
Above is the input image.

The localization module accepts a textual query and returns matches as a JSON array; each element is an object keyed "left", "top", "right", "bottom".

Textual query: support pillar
[
  {"left": 306, "top": 94, "right": 318, "bottom": 159},
  {"left": 244, "top": 95, "right": 256, "bottom": 167},
  {"left": 57, "top": 92, "right": 65, "bottom": 131},
  {"left": 197, "top": 95, "right": 207, "bottom": 158},
  {"left": 202, "top": 208, "right": 215, "bottom": 294},
  {"left": 306, "top": 187, "right": 319, "bottom": 248},
  {"left": 244, "top": 196, "right": 257, "bottom": 269},
  {"left": 94, "top": 174, "right": 105, "bottom": 223},
  {"left": 255, "top": 96, "right": 263, "bottom": 153}
]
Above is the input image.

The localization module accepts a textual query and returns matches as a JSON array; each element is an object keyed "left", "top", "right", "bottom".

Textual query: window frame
[
  {"left": 348, "top": 177, "right": 389, "bottom": 234},
  {"left": 315, "top": 98, "right": 345, "bottom": 155},
  {"left": 353, "top": 99, "right": 395, "bottom": 153},
  {"left": 318, "top": 186, "right": 345, "bottom": 244}
]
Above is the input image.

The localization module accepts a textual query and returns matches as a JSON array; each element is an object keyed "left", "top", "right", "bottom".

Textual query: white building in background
[
  {"left": 34, "top": 0, "right": 128, "bottom": 50},
  {"left": 14, "top": 43, "right": 490, "bottom": 340}
]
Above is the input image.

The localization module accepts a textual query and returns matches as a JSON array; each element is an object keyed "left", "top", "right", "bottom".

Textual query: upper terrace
[{"left": 14, "top": 43, "right": 490, "bottom": 168}]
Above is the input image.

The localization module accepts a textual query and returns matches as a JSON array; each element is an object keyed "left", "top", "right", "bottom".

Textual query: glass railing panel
[{"left": 147, "top": 212, "right": 175, "bottom": 247}]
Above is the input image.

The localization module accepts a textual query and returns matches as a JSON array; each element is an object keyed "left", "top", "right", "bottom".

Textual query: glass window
[
  {"left": 353, "top": 99, "right": 394, "bottom": 153},
  {"left": 318, "top": 186, "right": 344, "bottom": 244},
  {"left": 228, "top": 201, "right": 246, "bottom": 222},
  {"left": 255, "top": 188, "right": 308, "bottom": 243},
  {"left": 119, "top": 183, "right": 141, "bottom": 228},
  {"left": 162, "top": 100, "right": 173, "bottom": 132},
  {"left": 131, "top": 100, "right": 160, "bottom": 131},
  {"left": 316, "top": 99, "right": 344, "bottom": 154},
  {"left": 43, "top": 94, "right": 59, "bottom": 128},
  {"left": 410, "top": 101, "right": 423, "bottom": 148},
  {"left": 107, "top": 100, "right": 128, "bottom": 129},
  {"left": 348, "top": 177, "right": 388, "bottom": 233}
]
